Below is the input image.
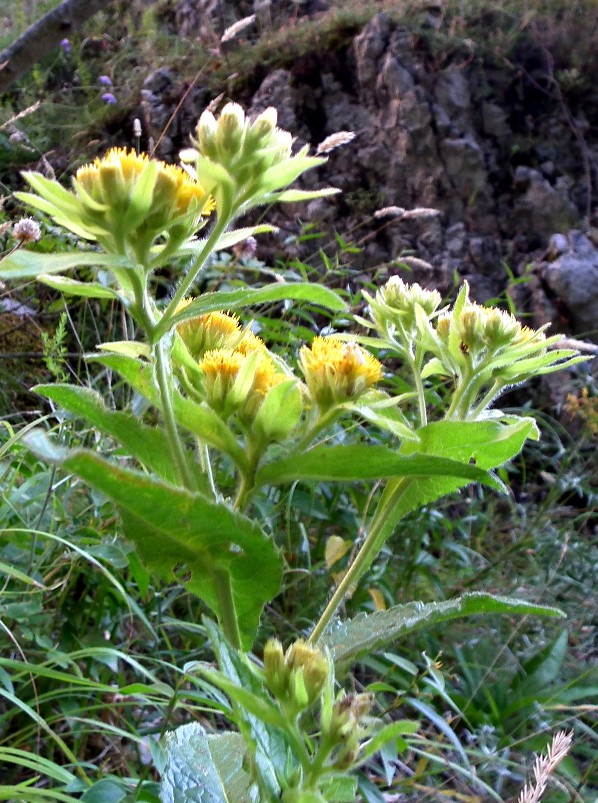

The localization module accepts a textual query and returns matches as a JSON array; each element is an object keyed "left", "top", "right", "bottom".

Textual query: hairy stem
[{"left": 154, "top": 338, "right": 196, "bottom": 490}]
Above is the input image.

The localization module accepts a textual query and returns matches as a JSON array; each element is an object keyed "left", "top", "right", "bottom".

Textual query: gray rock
[{"left": 544, "top": 231, "right": 598, "bottom": 339}]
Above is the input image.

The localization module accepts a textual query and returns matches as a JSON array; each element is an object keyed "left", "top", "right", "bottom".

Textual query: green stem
[
  {"left": 154, "top": 338, "right": 196, "bottom": 490},
  {"left": 213, "top": 567, "right": 242, "bottom": 649},
  {"left": 155, "top": 209, "right": 233, "bottom": 339},
  {"left": 308, "top": 477, "right": 412, "bottom": 645},
  {"left": 233, "top": 440, "right": 262, "bottom": 512}
]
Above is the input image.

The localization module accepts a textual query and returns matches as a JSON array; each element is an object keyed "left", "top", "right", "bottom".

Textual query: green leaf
[
  {"left": 318, "top": 775, "right": 357, "bottom": 802},
  {"left": 350, "top": 416, "right": 539, "bottom": 583},
  {"left": 161, "top": 723, "right": 231, "bottom": 803},
  {"left": 323, "top": 593, "right": 565, "bottom": 674},
  {"left": 33, "top": 384, "right": 186, "bottom": 484},
  {"left": 359, "top": 720, "right": 420, "bottom": 761},
  {"left": 37, "top": 273, "right": 121, "bottom": 299},
  {"left": 273, "top": 188, "right": 341, "bottom": 202},
  {"left": 512, "top": 629, "right": 569, "bottom": 697},
  {"left": 169, "top": 283, "right": 347, "bottom": 323},
  {"left": 23, "top": 430, "right": 283, "bottom": 650},
  {"left": 81, "top": 780, "right": 127, "bottom": 803},
  {"left": 255, "top": 444, "right": 502, "bottom": 489},
  {"left": 405, "top": 417, "right": 540, "bottom": 469},
  {"left": 177, "top": 225, "right": 278, "bottom": 258},
  {"left": 207, "top": 732, "right": 254, "bottom": 803},
  {"left": 0, "top": 249, "right": 134, "bottom": 280}
]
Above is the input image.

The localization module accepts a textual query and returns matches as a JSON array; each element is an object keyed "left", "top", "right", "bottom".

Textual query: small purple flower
[
  {"left": 98, "top": 75, "right": 112, "bottom": 86},
  {"left": 60, "top": 38, "right": 71, "bottom": 54},
  {"left": 101, "top": 93, "right": 117, "bottom": 105}
]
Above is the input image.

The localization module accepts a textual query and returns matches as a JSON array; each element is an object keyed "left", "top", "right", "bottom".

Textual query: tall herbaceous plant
[{"left": 0, "top": 103, "right": 586, "bottom": 801}]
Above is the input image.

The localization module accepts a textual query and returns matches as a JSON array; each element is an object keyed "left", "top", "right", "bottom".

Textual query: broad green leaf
[
  {"left": 92, "top": 353, "right": 248, "bottom": 471},
  {"left": 406, "top": 417, "right": 540, "bottom": 468},
  {"left": 37, "top": 273, "right": 121, "bottom": 299},
  {"left": 161, "top": 723, "right": 229, "bottom": 803},
  {"left": 169, "top": 283, "right": 347, "bottom": 324},
  {"left": 348, "top": 416, "right": 539, "bottom": 584},
  {"left": 33, "top": 384, "right": 186, "bottom": 484},
  {"left": 207, "top": 732, "right": 254, "bottom": 803},
  {"left": 23, "top": 430, "right": 282, "bottom": 650},
  {"left": 0, "top": 249, "right": 134, "bottom": 280},
  {"left": 323, "top": 593, "right": 565, "bottom": 673},
  {"left": 80, "top": 780, "right": 127, "bottom": 803},
  {"left": 255, "top": 444, "right": 502, "bottom": 489}
]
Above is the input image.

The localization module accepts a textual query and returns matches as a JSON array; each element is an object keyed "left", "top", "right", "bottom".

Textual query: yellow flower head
[
  {"left": 68, "top": 148, "right": 214, "bottom": 261},
  {"left": 176, "top": 304, "right": 243, "bottom": 358},
  {"left": 299, "top": 336, "right": 383, "bottom": 411},
  {"left": 198, "top": 346, "right": 285, "bottom": 419}
]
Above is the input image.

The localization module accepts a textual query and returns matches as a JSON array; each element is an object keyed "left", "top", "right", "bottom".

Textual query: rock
[
  {"left": 512, "top": 167, "right": 578, "bottom": 246},
  {"left": 543, "top": 230, "right": 598, "bottom": 340}
]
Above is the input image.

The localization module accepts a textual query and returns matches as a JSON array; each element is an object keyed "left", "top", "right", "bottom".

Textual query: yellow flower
[
  {"left": 198, "top": 346, "right": 285, "bottom": 420},
  {"left": 176, "top": 304, "right": 243, "bottom": 358},
  {"left": 19, "top": 148, "right": 214, "bottom": 264},
  {"left": 299, "top": 336, "right": 382, "bottom": 411}
]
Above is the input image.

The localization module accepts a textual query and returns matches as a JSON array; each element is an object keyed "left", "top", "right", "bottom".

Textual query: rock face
[{"left": 145, "top": 10, "right": 598, "bottom": 341}]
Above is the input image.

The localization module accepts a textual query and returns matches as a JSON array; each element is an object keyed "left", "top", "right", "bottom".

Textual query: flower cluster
[
  {"left": 176, "top": 305, "right": 302, "bottom": 442},
  {"left": 369, "top": 277, "right": 584, "bottom": 420},
  {"left": 180, "top": 102, "right": 331, "bottom": 217},
  {"left": 263, "top": 638, "right": 330, "bottom": 718},
  {"left": 299, "top": 336, "right": 383, "bottom": 412},
  {"left": 16, "top": 148, "right": 214, "bottom": 265}
]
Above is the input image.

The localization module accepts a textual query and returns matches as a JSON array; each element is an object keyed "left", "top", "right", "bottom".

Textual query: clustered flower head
[
  {"left": 12, "top": 217, "right": 41, "bottom": 244},
  {"left": 16, "top": 148, "right": 214, "bottom": 266},
  {"left": 368, "top": 278, "right": 584, "bottom": 421},
  {"left": 299, "top": 336, "right": 383, "bottom": 412},
  {"left": 180, "top": 102, "right": 329, "bottom": 216},
  {"left": 366, "top": 275, "right": 444, "bottom": 351},
  {"left": 263, "top": 638, "right": 330, "bottom": 717},
  {"left": 176, "top": 305, "right": 248, "bottom": 359}
]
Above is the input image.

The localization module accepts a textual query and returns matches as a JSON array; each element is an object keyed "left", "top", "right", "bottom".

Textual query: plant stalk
[
  {"left": 309, "top": 477, "right": 412, "bottom": 644},
  {"left": 156, "top": 207, "right": 233, "bottom": 338},
  {"left": 154, "top": 337, "right": 196, "bottom": 490}
]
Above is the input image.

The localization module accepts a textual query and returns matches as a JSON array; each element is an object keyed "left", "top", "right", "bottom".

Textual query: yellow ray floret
[{"left": 299, "top": 336, "right": 382, "bottom": 410}]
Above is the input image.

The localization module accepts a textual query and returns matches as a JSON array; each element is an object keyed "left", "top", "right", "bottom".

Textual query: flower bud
[
  {"left": 285, "top": 640, "right": 329, "bottom": 709},
  {"left": 263, "top": 638, "right": 287, "bottom": 698},
  {"left": 215, "top": 102, "right": 246, "bottom": 158},
  {"left": 196, "top": 110, "right": 219, "bottom": 161}
]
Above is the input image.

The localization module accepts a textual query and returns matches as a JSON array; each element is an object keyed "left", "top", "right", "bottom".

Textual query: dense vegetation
[{"left": 0, "top": 1, "right": 596, "bottom": 801}]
